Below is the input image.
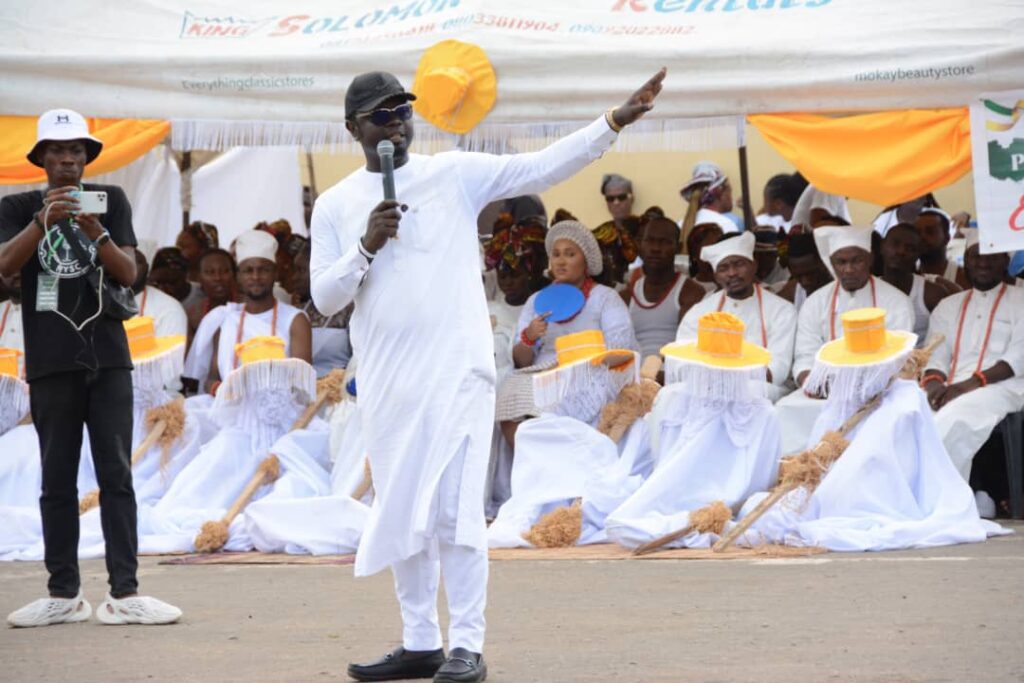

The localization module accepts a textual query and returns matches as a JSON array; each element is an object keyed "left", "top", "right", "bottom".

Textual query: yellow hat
[
  {"left": 412, "top": 40, "right": 496, "bottom": 134},
  {"left": 124, "top": 317, "right": 185, "bottom": 364},
  {"left": 235, "top": 335, "right": 286, "bottom": 366},
  {"left": 551, "top": 330, "right": 636, "bottom": 370},
  {"left": 0, "top": 347, "right": 22, "bottom": 378},
  {"left": 662, "top": 312, "right": 771, "bottom": 370},
  {"left": 816, "top": 308, "right": 916, "bottom": 367}
]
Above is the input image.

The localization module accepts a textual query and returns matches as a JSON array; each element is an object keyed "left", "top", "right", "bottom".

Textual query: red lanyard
[
  {"left": 233, "top": 301, "right": 278, "bottom": 369},
  {"left": 631, "top": 273, "right": 681, "bottom": 310},
  {"left": 716, "top": 283, "right": 768, "bottom": 348},
  {"left": 948, "top": 284, "right": 1007, "bottom": 385},
  {"left": 829, "top": 277, "right": 877, "bottom": 341}
]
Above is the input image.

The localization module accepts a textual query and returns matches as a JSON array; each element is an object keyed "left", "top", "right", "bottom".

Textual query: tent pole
[
  {"left": 306, "top": 152, "right": 319, "bottom": 200},
  {"left": 181, "top": 151, "right": 192, "bottom": 228},
  {"left": 738, "top": 145, "right": 754, "bottom": 231}
]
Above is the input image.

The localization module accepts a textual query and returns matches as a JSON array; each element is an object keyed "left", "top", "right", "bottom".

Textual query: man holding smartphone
[{"left": 0, "top": 109, "right": 181, "bottom": 627}]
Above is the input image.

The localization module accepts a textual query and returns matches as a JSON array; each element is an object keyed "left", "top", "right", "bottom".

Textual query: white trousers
[
  {"left": 391, "top": 448, "right": 488, "bottom": 653},
  {"left": 935, "top": 382, "right": 1024, "bottom": 481}
]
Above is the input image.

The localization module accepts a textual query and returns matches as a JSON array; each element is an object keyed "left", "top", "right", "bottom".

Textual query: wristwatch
[{"left": 95, "top": 231, "right": 112, "bottom": 248}]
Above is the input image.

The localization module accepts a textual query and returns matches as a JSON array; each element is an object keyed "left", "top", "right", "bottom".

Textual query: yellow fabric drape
[
  {"left": 0, "top": 116, "right": 170, "bottom": 185},
  {"left": 748, "top": 109, "right": 971, "bottom": 207}
]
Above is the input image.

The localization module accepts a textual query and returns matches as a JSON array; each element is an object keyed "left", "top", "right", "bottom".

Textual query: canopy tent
[{"left": 1, "top": 1, "right": 1022, "bottom": 209}]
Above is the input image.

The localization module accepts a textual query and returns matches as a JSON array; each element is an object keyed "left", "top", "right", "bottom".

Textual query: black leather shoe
[
  {"left": 347, "top": 646, "right": 445, "bottom": 681},
  {"left": 433, "top": 648, "right": 487, "bottom": 683}
]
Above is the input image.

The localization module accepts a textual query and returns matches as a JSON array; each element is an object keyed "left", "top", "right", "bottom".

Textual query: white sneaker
[
  {"left": 96, "top": 594, "right": 182, "bottom": 625},
  {"left": 7, "top": 591, "right": 92, "bottom": 628}
]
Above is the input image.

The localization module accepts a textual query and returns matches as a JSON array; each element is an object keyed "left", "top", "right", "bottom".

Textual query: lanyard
[
  {"left": 829, "top": 276, "right": 877, "bottom": 341},
  {"left": 948, "top": 284, "right": 1007, "bottom": 385},
  {"left": 139, "top": 288, "right": 148, "bottom": 316},
  {"left": 233, "top": 301, "right": 278, "bottom": 369},
  {"left": 716, "top": 283, "right": 768, "bottom": 348}
]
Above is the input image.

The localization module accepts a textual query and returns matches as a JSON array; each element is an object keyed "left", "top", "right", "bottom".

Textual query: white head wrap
[
  {"left": 546, "top": 220, "right": 603, "bottom": 276},
  {"left": 234, "top": 229, "right": 278, "bottom": 266},
  {"left": 813, "top": 225, "right": 873, "bottom": 277},
  {"left": 694, "top": 208, "right": 739, "bottom": 235},
  {"left": 791, "top": 185, "right": 852, "bottom": 229},
  {"left": 701, "top": 231, "right": 755, "bottom": 272}
]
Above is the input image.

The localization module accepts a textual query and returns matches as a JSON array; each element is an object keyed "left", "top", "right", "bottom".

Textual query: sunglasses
[
  {"left": 358, "top": 103, "right": 414, "bottom": 126},
  {"left": 605, "top": 193, "right": 630, "bottom": 203}
]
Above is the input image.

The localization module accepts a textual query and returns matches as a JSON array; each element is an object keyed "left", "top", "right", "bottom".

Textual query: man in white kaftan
[
  {"left": 310, "top": 69, "right": 666, "bottom": 682},
  {"left": 677, "top": 231, "right": 796, "bottom": 402},
  {"left": 775, "top": 226, "right": 914, "bottom": 454},
  {"left": 923, "top": 238, "right": 1024, "bottom": 481}
]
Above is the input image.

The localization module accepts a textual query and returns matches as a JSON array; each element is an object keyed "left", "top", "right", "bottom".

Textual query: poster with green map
[{"left": 971, "top": 92, "right": 1024, "bottom": 253}]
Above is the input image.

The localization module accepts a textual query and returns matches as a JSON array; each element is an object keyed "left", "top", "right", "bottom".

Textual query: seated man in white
[
  {"left": 607, "top": 312, "right": 781, "bottom": 550},
  {"left": 922, "top": 232, "right": 1024, "bottom": 483},
  {"left": 776, "top": 225, "right": 914, "bottom": 454},
  {"left": 140, "top": 230, "right": 316, "bottom": 554},
  {"left": 131, "top": 250, "right": 187, "bottom": 338},
  {"left": 677, "top": 231, "right": 796, "bottom": 402},
  {"left": 738, "top": 308, "right": 1004, "bottom": 551},
  {"left": 487, "top": 331, "right": 647, "bottom": 548}
]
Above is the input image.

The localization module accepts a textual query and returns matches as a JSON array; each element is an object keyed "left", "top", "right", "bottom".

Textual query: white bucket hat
[{"left": 27, "top": 109, "right": 103, "bottom": 167}]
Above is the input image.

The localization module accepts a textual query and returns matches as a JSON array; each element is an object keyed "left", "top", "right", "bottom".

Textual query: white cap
[
  {"left": 28, "top": 109, "right": 103, "bottom": 167},
  {"left": 701, "top": 231, "right": 755, "bottom": 271},
  {"left": 791, "top": 185, "right": 851, "bottom": 229},
  {"left": 963, "top": 227, "right": 980, "bottom": 252},
  {"left": 694, "top": 208, "right": 739, "bottom": 235},
  {"left": 234, "top": 230, "right": 278, "bottom": 266},
  {"left": 813, "top": 225, "right": 873, "bottom": 277}
]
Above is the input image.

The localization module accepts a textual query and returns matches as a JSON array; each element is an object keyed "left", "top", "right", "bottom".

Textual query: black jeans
[{"left": 30, "top": 368, "right": 138, "bottom": 599}]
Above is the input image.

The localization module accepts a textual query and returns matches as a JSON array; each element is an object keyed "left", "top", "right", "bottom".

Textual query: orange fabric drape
[
  {"left": 749, "top": 109, "right": 971, "bottom": 207},
  {"left": 0, "top": 116, "right": 170, "bottom": 185}
]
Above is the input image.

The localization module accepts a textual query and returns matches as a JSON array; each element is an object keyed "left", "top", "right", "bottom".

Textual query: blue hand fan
[{"left": 534, "top": 283, "right": 585, "bottom": 323}]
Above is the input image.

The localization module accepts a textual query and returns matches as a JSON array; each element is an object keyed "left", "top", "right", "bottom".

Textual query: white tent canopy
[{"left": 3, "top": 0, "right": 1022, "bottom": 152}]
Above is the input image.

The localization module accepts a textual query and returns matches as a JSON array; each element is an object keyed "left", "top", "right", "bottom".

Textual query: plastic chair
[{"left": 1000, "top": 410, "right": 1024, "bottom": 519}]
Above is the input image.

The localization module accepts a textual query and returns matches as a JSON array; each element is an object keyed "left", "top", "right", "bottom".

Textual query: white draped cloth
[
  {"left": 677, "top": 285, "right": 797, "bottom": 402},
  {"left": 926, "top": 285, "right": 1024, "bottom": 479},
  {"left": 606, "top": 388, "right": 780, "bottom": 549},
  {"left": 138, "top": 285, "right": 187, "bottom": 338},
  {"left": 737, "top": 380, "right": 1007, "bottom": 551},
  {"left": 777, "top": 277, "right": 915, "bottom": 454},
  {"left": 310, "top": 116, "right": 619, "bottom": 577}
]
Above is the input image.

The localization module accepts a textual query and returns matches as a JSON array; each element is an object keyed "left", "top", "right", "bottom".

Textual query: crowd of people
[{"left": 0, "top": 100, "right": 1019, "bottom": 661}]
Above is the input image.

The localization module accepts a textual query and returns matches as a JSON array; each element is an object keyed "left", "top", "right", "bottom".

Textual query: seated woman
[
  {"left": 684, "top": 222, "right": 725, "bottom": 295},
  {"left": 175, "top": 221, "right": 218, "bottom": 284},
  {"left": 592, "top": 220, "right": 638, "bottom": 292},
  {"left": 496, "top": 220, "right": 639, "bottom": 447},
  {"left": 185, "top": 248, "right": 236, "bottom": 340}
]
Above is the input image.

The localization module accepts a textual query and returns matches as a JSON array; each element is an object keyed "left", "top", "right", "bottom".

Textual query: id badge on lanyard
[{"left": 36, "top": 273, "right": 60, "bottom": 312}]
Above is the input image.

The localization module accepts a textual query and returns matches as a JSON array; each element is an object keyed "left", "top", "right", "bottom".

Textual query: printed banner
[
  {"left": 970, "top": 91, "right": 1024, "bottom": 254},
  {"left": 1, "top": 0, "right": 1022, "bottom": 126}
]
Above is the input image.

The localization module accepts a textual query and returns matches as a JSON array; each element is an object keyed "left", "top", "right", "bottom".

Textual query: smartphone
[{"left": 74, "top": 190, "right": 107, "bottom": 214}]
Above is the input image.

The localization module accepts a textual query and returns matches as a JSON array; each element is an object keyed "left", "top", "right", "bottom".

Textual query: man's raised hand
[{"left": 612, "top": 67, "right": 667, "bottom": 129}]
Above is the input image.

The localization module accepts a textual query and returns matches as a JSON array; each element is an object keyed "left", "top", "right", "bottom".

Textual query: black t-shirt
[{"left": 0, "top": 184, "right": 137, "bottom": 381}]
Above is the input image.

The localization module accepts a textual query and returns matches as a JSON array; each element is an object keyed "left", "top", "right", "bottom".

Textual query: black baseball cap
[{"left": 345, "top": 72, "right": 416, "bottom": 120}]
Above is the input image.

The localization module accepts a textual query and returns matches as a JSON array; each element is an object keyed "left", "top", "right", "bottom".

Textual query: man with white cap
[
  {"left": 0, "top": 109, "right": 181, "bottom": 627},
  {"left": 205, "top": 229, "right": 311, "bottom": 393},
  {"left": 922, "top": 232, "right": 1024, "bottom": 483},
  {"left": 677, "top": 232, "right": 797, "bottom": 402},
  {"left": 774, "top": 225, "right": 914, "bottom": 453},
  {"left": 312, "top": 67, "right": 666, "bottom": 682}
]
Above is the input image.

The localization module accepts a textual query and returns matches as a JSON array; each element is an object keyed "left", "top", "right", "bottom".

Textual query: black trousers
[{"left": 29, "top": 368, "right": 138, "bottom": 599}]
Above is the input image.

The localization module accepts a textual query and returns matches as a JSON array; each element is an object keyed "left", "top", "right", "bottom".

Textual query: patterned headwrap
[
  {"left": 591, "top": 220, "right": 639, "bottom": 264},
  {"left": 182, "top": 221, "right": 219, "bottom": 250},
  {"left": 483, "top": 213, "right": 548, "bottom": 279}
]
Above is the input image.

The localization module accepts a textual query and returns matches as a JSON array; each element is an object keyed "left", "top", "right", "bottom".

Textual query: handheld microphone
[{"left": 376, "top": 140, "right": 396, "bottom": 201}]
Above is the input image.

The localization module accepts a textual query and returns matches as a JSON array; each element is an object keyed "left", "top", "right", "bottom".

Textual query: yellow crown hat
[
  {"left": 235, "top": 335, "right": 287, "bottom": 366},
  {"left": 412, "top": 39, "right": 497, "bottom": 134},
  {"left": 0, "top": 347, "right": 22, "bottom": 378},
  {"left": 123, "top": 317, "right": 185, "bottom": 364},
  {"left": 662, "top": 312, "right": 771, "bottom": 370},
  {"left": 531, "top": 330, "right": 639, "bottom": 410},
  {"left": 816, "top": 308, "right": 916, "bottom": 367}
]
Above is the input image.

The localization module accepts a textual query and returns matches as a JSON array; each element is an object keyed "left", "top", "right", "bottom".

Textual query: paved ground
[{"left": 1, "top": 524, "right": 1022, "bottom": 683}]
